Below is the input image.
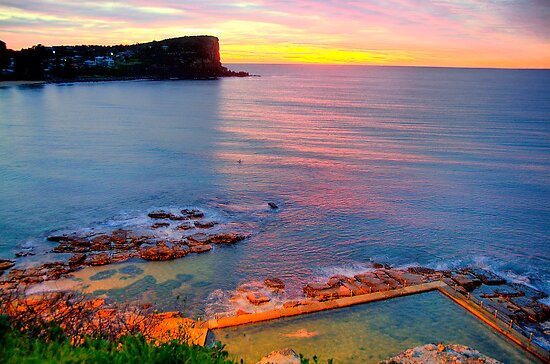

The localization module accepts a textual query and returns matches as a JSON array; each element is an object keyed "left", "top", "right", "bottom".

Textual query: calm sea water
[{"left": 1, "top": 65, "right": 549, "bottom": 307}]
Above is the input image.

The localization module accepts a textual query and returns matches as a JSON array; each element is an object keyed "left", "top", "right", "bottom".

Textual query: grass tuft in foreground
[{"left": 0, "top": 314, "right": 234, "bottom": 364}]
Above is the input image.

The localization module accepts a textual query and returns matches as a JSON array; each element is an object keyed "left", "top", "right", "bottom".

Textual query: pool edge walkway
[
  {"left": 205, "top": 281, "right": 443, "bottom": 330},
  {"left": 201, "top": 281, "right": 550, "bottom": 363},
  {"left": 438, "top": 284, "right": 550, "bottom": 363}
]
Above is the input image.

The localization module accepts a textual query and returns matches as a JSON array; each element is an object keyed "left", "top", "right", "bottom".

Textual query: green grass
[{"left": 0, "top": 315, "right": 234, "bottom": 364}]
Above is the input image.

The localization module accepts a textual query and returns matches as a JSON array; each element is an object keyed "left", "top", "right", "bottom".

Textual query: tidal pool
[{"left": 213, "top": 291, "right": 541, "bottom": 363}]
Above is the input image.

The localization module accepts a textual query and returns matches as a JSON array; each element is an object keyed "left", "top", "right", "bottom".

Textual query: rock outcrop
[
  {"left": 257, "top": 348, "right": 301, "bottom": 364},
  {"left": 381, "top": 343, "right": 502, "bottom": 363},
  {"left": 0, "top": 208, "right": 249, "bottom": 288}
]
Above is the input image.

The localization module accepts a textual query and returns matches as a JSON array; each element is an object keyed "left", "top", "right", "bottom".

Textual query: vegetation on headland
[
  {"left": 0, "top": 36, "right": 248, "bottom": 82},
  {"left": 0, "top": 317, "right": 232, "bottom": 364}
]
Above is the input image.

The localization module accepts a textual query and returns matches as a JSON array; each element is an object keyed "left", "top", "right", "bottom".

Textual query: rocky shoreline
[
  {"left": 0, "top": 207, "right": 549, "bottom": 355},
  {"left": 0, "top": 208, "right": 247, "bottom": 290}
]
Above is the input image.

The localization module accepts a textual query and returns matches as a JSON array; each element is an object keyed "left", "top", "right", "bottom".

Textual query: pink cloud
[{"left": 1, "top": 0, "right": 549, "bottom": 67}]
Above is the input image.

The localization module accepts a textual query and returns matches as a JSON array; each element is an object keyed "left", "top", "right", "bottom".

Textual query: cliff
[{"left": 0, "top": 36, "right": 248, "bottom": 81}]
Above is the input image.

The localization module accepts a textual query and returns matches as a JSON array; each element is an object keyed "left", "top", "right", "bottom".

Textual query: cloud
[{"left": 0, "top": 0, "right": 549, "bottom": 67}]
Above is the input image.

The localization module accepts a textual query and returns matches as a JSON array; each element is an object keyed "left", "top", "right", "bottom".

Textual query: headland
[{"left": 0, "top": 36, "right": 248, "bottom": 82}]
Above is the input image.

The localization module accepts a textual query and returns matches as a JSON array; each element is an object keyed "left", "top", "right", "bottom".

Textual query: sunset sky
[{"left": 1, "top": 0, "right": 549, "bottom": 68}]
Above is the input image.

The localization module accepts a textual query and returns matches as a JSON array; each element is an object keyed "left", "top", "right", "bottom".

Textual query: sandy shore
[{"left": 0, "top": 80, "right": 46, "bottom": 87}]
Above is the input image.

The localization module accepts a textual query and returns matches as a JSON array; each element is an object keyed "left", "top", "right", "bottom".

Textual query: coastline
[{"left": 0, "top": 80, "right": 46, "bottom": 87}]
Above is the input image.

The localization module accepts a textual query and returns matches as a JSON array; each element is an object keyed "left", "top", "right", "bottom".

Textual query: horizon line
[{"left": 226, "top": 62, "right": 550, "bottom": 71}]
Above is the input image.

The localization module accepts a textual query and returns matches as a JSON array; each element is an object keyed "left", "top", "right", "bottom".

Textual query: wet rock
[
  {"left": 15, "top": 250, "right": 34, "bottom": 257},
  {"left": 110, "top": 229, "right": 128, "bottom": 243},
  {"left": 372, "top": 262, "right": 392, "bottom": 269},
  {"left": 268, "top": 202, "right": 278, "bottom": 209},
  {"left": 373, "top": 270, "right": 402, "bottom": 289},
  {"left": 194, "top": 221, "right": 217, "bottom": 229},
  {"left": 327, "top": 275, "right": 347, "bottom": 287},
  {"left": 148, "top": 211, "right": 173, "bottom": 219},
  {"left": 68, "top": 253, "right": 87, "bottom": 267},
  {"left": 303, "top": 282, "right": 331, "bottom": 298},
  {"left": 354, "top": 273, "right": 388, "bottom": 292},
  {"left": 264, "top": 277, "right": 285, "bottom": 291},
  {"left": 381, "top": 343, "right": 502, "bottom": 364},
  {"left": 451, "top": 273, "right": 481, "bottom": 291},
  {"left": 110, "top": 251, "right": 135, "bottom": 263},
  {"left": 257, "top": 348, "right": 300, "bottom": 364},
  {"left": 139, "top": 242, "right": 189, "bottom": 261},
  {"left": 186, "top": 233, "right": 210, "bottom": 245},
  {"left": 47, "top": 235, "right": 71, "bottom": 242},
  {"left": 246, "top": 292, "right": 271, "bottom": 305},
  {"left": 176, "top": 223, "right": 194, "bottom": 230},
  {"left": 0, "top": 259, "right": 15, "bottom": 271},
  {"left": 468, "top": 268, "right": 506, "bottom": 285},
  {"left": 407, "top": 266, "right": 436, "bottom": 275},
  {"left": 151, "top": 222, "right": 170, "bottom": 229},
  {"left": 181, "top": 209, "right": 204, "bottom": 219},
  {"left": 513, "top": 299, "right": 550, "bottom": 322},
  {"left": 189, "top": 244, "right": 212, "bottom": 254},
  {"left": 86, "top": 253, "right": 111, "bottom": 266},
  {"left": 384, "top": 269, "right": 426, "bottom": 286},
  {"left": 208, "top": 233, "right": 246, "bottom": 245}
]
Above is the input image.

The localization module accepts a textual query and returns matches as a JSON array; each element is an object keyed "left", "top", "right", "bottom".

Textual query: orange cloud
[{"left": 1, "top": 0, "right": 549, "bottom": 68}]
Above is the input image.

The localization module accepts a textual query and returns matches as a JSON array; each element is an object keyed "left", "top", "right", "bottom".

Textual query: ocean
[{"left": 1, "top": 65, "right": 549, "bottom": 314}]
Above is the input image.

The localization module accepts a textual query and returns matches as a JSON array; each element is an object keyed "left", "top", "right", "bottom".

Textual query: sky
[{"left": 1, "top": 0, "right": 549, "bottom": 68}]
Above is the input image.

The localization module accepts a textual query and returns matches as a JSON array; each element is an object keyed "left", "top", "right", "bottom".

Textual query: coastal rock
[
  {"left": 451, "top": 273, "right": 481, "bottom": 291},
  {"left": 181, "top": 209, "right": 204, "bottom": 219},
  {"left": 0, "top": 259, "right": 15, "bottom": 271},
  {"left": 268, "top": 202, "right": 279, "bottom": 209},
  {"left": 373, "top": 270, "right": 402, "bottom": 289},
  {"left": 468, "top": 268, "right": 506, "bottom": 285},
  {"left": 264, "top": 277, "right": 285, "bottom": 291},
  {"left": 407, "top": 266, "right": 436, "bottom": 275},
  {"left": 177, "top": 223, "right": 194, "bottom": 230},
  {"left": 372, "top": 262, "right": 392, "bottom": 269},
  {"left": 246, "top": 292, "right": 271, "bottom": 305},
  {"left": 257, "top": 348, "right": 300, "bottom": 364},
  {"left": 186, "top": 233, "right": 210, "bottom": 245},
  {"left": 68, "top": 253, "right": 87, "bottom": 267},
  {"left": 110, "top": 229, "right": 128, "bottom": 244},
  {"left": 15, "top": 250, "right": 34, "bottom": 257},
  {"left": 354, "top": 272, "right": 391, "bottom": 292},
  {"left": 303, "top": 282, "right": 331, "bottom": 298},
  {"left": 384, "top": 269, "right": 425, "bottom": 286},
  {"left": 148, "top": 211, "right": 173, "bottom": 219},
  {"left": 139, "top": 242, "right": 190, "bottom": 261},
  {"left": 381, "top": 343, "right": 502, "bottom": 364},
  {"left": 189, "top": 244, "right": 212, "bottom": 254},
  {"left": 86, "top": 253, "right": 111, "bottom": 266},
  {"left": 208, "top": 233, "right": 246, "bottom": 245},
  {"left": 151, "top": 222, "right": 170, "bottom": 229},
  {"left": 194, "top": 221, "right": 217, "bottom": 229}
]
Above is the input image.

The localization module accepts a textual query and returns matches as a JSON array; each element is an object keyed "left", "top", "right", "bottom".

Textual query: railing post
[{"left": 480, "top": 301, "right": 483, "bottom": 309}]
